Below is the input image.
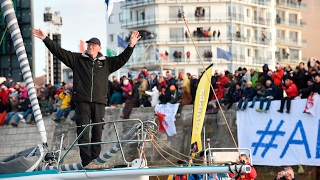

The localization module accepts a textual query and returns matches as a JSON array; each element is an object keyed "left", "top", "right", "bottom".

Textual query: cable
[{"left": 176, "top": 0, "right": 240, "bottom": 155}]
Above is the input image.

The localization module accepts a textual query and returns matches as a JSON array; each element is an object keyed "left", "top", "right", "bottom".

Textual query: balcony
[
  {"left": 120, "top": 0, "right": 271, "bottom": 7},
  {"left": 276, "top": 38, "right": 306, "bottom": 47},
  {"left": 121, "top": 13, "right": 270, "bottom": 28},
  {"left": 134, "top": 34, "right": 270, "bottom": 47},
  {"left": 276, "top": 0, "right": 306, "bottom": 10},
  {"left": 276, "top": 20, "right": 306, "bottom": 29}
]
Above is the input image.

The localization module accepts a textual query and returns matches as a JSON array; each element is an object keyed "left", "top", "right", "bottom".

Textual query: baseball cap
[
  {"left": 66, "top": 90, "right": 71, "bottom": 93},
  {"left": 86, "top": 37, "right": 101, "bottom": 46}
]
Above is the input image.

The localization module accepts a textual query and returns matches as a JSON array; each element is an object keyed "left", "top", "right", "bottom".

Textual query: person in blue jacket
[{"left": 237, "top": 81, "right": 256, "bottom": 111}]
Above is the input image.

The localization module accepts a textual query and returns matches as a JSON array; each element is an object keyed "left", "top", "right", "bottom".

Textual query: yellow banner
[{"left": 190, "top": 64, "right": 213, "bottom": 157}]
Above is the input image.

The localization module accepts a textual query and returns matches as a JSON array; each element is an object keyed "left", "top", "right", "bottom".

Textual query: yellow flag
[{"left": 190, "top": 64, "right": 213, "bottom": 157}]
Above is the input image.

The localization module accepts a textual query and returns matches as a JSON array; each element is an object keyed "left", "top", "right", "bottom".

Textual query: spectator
[
  {"left": 0, "top": 85, "right": 10, "bottom": 113},
  {"left": 272, "top": 63, "right": 284, "bottom": 99},
  {"left": 4, "top": 76, "right": 15, "bottom": 88},
  {"left": 138, "top": 74, "right": 149, "bottom": 108},
  {"left": 169, "top": 85, "right": 182, "bottom": 117},
  {"left": 19, "top": 85, "right": 28, "bottom": 99},
  {"left": 229, "top": 154, "right": 257, "bottom": 180},
  {"left": 283, "top": 65, "right": 293, "bottom": 82},
  {"left": 291, "top": 66, "right": 307, "bottom": 91},
  {"left": 212, "top": 30, "right": 216, "bottom": 40},
  {"left": 224, "top": 83, "right": 243, "bottom": 110},
  {"left": 53, "top": 90, "right": 71, "bottom": 122},
  {"left": 3, "top": 95, "right": 19, "bottom": 125},
  {"left": 237, "top": 81, "right": 256, "bottom": 111},
  {"left": 186, "top": 51, "right": 190, "bottom": 61},
  {"left": 159, "top": 86, "right": 170, "bottom": 104},
  {"left": 111, "top": 76, "right": 122, "bottom": 93},
  {"left": 109, "top": 90, "right": 123, "bottom": 107},
  {"left": 217, "top": 30, "right": 220, "bottom": 39},
  {"left": 302, "top": 75, "right": 320, "bottom": 115},
  {"left": 277, "top": 79, "right": 299, "bottom": 114},
  {"left": 190, "top": 75, "right": 198, "bottom": 103},
  {"left": 148, "top": 73, "right": 159, "bottom": 91},
  {"left": 53, "top": 94, "right": 62, "bottom": 112},
  {"left": 251, "top": 68, "right": 260, "bottom": 89},
  {"left": 39, "top": 95, "right": 50, "bottom": 115},
  {"left": 180, "top": 73, "right": 191, "bottom": 93},
  {"left": 180, "top": 86, "right": 192, "bottom": 106},
  {"left": 121, "top": 78, "right": 140, "bottom": 119},
  {"left": 138, "top": 67, "right": 150, "bottom": 79},
  {"left": 122, "top": 79, "right": 132, "bottom": 100},
  {"left": 274, "top": 166, "right": 299, "bottom": 180},
  {"left": 249, "top": 82, "right": 266, "bottom": 108},
  {"left": 209, "top": 85, "right": 224, "bottom": 108},
  {"left": 299, "top": 79, "right": 314, "bottom": 98},
  {"left": 256, "top": 80, "right": 278, "bottom": 113},
  {"left": 262, "top": 64, "right": 271, "bottom": 84},
  {"left": 10, "top": 97, "right": 31, "bottom": 127},
  {"left": 173, "top": 50, "right": 179, "bottom": 61}
]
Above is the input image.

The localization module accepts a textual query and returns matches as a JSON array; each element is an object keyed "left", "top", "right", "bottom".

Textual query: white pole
[{"left": 49, "top": 22, "right": 54, "bottom": 84}]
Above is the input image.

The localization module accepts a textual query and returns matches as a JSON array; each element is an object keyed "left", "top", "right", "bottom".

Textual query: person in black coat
[{"left": 291, "top": 66, "right": 307, "bottom": 91}]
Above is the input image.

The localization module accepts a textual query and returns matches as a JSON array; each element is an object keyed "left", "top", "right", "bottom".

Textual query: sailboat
[{"left": 0, "top": 0, "right": 253, "bottom": 179}]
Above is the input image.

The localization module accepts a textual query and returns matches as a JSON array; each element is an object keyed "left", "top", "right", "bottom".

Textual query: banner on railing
[{"left": 237, "top": 99, "right": 320, "bottom": 166}]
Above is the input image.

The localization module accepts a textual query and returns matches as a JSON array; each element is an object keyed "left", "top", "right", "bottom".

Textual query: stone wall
[{"left": 0, "top": 105, "right": 317, "bottom": 179}]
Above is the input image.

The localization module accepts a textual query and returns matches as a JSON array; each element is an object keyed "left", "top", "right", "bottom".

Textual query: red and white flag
[
  {"left": 155, "top": 103, "right": 180, "bottom": 136},
  {"left": 304, "top": 93, "right": 320, "bottom": 116}
]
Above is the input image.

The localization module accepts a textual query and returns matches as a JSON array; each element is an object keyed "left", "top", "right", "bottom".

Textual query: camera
[
  {"left": 282, "top": 171, "right": 287, "bottom": 175},
  {"left": 239, "top": 159, "right": 246, "bottom": 165}
]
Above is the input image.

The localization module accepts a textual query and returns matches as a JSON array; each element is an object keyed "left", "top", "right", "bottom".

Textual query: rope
[
  {"left": 148, "top": 134, "right": 176, "bottom": 166},
  {"left": 148, "top": 132, "right": 203, "bottom": 162},
  {"left": 0, "top": 26, "right": 8, "bottom": 46},
  {"left": 177, "top": 2, "right": 240, "bottom": 155}
]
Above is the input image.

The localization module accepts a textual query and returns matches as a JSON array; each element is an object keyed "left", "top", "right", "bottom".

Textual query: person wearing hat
[
  {"left": 0, "top": 85, "right": 10, "bottom": 113},
  {"left": 169, "top": 85, "right": 182, "bottom": 117},
  {"left": 33, "top": 28, "right": 141, "bottom": 170}
]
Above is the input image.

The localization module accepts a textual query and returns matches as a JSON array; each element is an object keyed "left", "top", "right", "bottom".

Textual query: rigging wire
[{"left": 176, "top": 0, "right": 240, "bottom": 155}]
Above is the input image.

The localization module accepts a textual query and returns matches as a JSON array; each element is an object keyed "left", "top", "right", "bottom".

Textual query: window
[
  {"left": 198, "top": 68, "right": 204, "bottom": 75},
  {"left": 137, "top": 9, "right": 145, "bottom": 21},
  {"left": 119, "top": 13, "right": 123, "bottom": 22},
  {"left": 169, "top": 28, "right": 184, "bottom": 41},
  {"left": 247, "top": 49, "right": 251, "bottom": 57},
  {"left": 169, "top": 46, "right": 184, "bottom": 62},
  {"left": 276, "top": 29, "right": 285, "bottom": 38},
  {"left": 247, "top": 29, "right": 251, "bottom": 37},
  {"left": 109, "top": 14, "right": 114, "bottom": 23},
  {"left": 289, "top": 13, "right": 297, "bottom": 23},
  {"left": 289, "top": 31, "right": 298, "bottom": 41},
  {"left": 198, "top": 46, "right": 212, "bottom": 61},
  {"left": 130, "top": 11, "right": 132, "bottom": 20},
  {"left": 290, "top": 49, "right": 299, "bottom": 60},
  {"left": 247, "top": 9, "right": 250, "bottom": 17},
  {"left": 169, "top": 6, "right": 182, "bottom": 21},
  {"left": 109, "top": 34, "right": 114, "bottom": 42}
]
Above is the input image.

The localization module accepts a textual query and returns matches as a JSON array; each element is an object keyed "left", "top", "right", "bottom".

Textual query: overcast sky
[{"left": 33, "top": 0, "right": 107, "bottom": 76}]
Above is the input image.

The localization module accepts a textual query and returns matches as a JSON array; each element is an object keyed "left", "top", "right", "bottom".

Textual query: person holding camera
[
  {"left": 275, "top": 166, "right": 299, "bottom": 180},
  {"left": 229, "top": 154, "right": 257, "bottom": 180}
]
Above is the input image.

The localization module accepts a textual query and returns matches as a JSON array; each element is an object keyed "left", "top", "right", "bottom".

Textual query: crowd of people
[
  {"left": 0, "top": 79, "right": 75, "bottom": 127},
  {"left": 1, "top": 58, "right": 319, "bottom": 126},
  {"left": 108, "top": 58, "right": 320, "bottom": 119}
]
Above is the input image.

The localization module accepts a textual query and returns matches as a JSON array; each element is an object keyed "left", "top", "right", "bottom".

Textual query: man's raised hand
[
  {"left": 32, "top": 29, "right": 47, "bottom": 40},
  {"left": 129, "top": 31, "right": 141, "bottom": 47}
]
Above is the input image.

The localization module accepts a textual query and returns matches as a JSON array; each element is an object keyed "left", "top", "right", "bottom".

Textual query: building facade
[
  {"left": 0, "top": 0, "right": 34, "bottom": 81},
  {"left": 107, "top": 0, "right": 306, "bottom": 76}
]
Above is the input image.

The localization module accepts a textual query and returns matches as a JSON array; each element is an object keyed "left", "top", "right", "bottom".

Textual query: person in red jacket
[
  {"left": 277, "top": 79, "right": 299, "bottom": 114},
  {"left": 0, "top": 84, "right": 10, "bottom": 113},
  {"left": 272, "top": 63, "right": 284, "bottom": 87},
  {"left": 229, "top": 154, "right": 257, "bottom": 180}
]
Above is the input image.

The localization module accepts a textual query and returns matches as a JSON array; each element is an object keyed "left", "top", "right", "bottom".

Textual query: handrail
[{"left": 57, "top": 119, "right": 146, "bottom": 169}]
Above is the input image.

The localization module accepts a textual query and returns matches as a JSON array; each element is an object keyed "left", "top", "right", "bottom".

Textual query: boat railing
[{"left": 57, "top": 118, "right": 156, "bottom": 170}]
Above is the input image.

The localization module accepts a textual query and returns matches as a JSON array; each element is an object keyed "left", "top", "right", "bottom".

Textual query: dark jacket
[
  {"left": 232, "top": 88, "right": 243, "bottom": 101},
  {"left": 256, "top": 85, "right": 266, "bottom": 98},
  {"left": 242, "top": 87, "right": 256, "bottom": 99},
  {"left": 265, "top": 84, "right": 279, "bottom": 98},
  {"left": 43, "top": 37, "right": 134, "bottom": 105},
  {"left": 292, "top": 69, "right": 307, "bottom": 91},
  {"left": 18, "top": 99, "right": 31, "bottom": 112},
  {"left": 169, "top": 90, "right": 181, "bottom": 104}
]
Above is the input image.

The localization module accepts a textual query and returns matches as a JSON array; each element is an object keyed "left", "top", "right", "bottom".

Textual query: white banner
[
  {"left": 155, "top": 103, "right": 180, "bottom": 136},
  {"left": 237, "top": 99, "right": 320, "bottom": 166}
]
